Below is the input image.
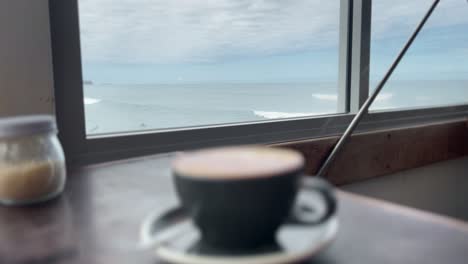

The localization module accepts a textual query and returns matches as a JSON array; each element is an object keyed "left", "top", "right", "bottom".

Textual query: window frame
[{"left": 49, "top": 0, "right": 468, "bottom": 165}]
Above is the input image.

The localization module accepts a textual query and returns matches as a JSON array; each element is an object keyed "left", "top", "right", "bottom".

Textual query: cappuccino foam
[{"left": 173, "top": 146, "right": 304, "bottom": 180}]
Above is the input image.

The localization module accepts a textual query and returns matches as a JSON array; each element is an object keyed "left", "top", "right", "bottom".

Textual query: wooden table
[{"left": 1, "top": 153, "right": 468, "bottom": 264}]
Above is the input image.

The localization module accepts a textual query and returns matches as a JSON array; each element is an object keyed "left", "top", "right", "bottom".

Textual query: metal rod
[{"left": 316, "top": 0, "right": 441, "bottom": 177}]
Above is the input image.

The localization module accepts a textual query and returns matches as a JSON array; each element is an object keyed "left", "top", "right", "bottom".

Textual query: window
[
  {"left": 50, "top": 0, "right": 468, "bottom": 164},
  {"left": 78, "top": 0, "right": 342, "bottom": 134},
  {"left": 370, "top": 0, "right": 468, "bottom": 111}
]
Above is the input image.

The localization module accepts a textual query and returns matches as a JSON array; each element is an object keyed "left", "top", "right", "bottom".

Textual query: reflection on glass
[
  {"left": 78, "top": 0, "right": 341, "bottom": 134},
  {"left": 370, "top": 0, "right": 468, "bottom": 110}
]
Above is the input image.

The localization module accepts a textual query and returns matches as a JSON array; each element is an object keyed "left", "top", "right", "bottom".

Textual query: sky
[{"left": 78, "top": 0, "right": 468, "bottom": 84}]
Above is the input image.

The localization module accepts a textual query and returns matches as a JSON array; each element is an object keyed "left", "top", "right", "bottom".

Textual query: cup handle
[{"left": 286, "top": 176, "right": 337, "bottom": 225}]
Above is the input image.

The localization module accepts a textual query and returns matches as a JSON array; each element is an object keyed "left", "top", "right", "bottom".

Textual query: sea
[{"left": 83, "top": 80, "right": 468, "bottom": 134}]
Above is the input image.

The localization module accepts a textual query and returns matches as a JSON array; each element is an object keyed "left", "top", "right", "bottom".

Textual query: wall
[
  {"left": 342, "top": 156, "right": 468, "bottom": 222},
  {"left": 0, "top": 0, "right": 54, "bottom": 117}
]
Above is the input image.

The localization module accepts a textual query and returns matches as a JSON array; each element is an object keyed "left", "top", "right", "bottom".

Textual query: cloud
[
  {"left": 372, "top": 0, "right": 468, "bottom": 40},
  {"left": 78, "top": 0, "right": 468, "bottom": 64},
  {"left": 78, "top": 0, "right": 340, "bottom": 64}
]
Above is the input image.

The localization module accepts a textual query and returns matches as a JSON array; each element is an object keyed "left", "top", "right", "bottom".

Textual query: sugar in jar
[{"left": 0, "top": 115, "right": 66, "bottom": 205}]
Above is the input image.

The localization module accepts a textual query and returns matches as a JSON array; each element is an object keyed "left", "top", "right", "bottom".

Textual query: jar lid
[{"left": 0, "top": 115, "right": 57, "bottom": 138}]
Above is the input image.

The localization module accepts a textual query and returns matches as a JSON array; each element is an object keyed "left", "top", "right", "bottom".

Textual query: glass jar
[{"left": 0, "top": 115, "right": 66, "bottom": 205}]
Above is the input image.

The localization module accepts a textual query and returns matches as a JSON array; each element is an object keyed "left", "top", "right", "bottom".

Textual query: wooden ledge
[{"left": 275, "top": 119, "right": 468, "bottom": 185}]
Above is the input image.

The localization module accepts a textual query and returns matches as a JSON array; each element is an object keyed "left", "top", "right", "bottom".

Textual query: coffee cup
[{"left": 172, "top": 146, "right": 337, "bottom": 250}]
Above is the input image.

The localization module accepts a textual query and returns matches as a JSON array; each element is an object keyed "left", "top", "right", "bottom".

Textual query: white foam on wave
[
  {"left": 254, "top": 111, "right": 326, "bottom": 119},
  {"left": 84, "top": 97, "right": 101, "bottom": 105},
  {"left": 312, "top": 94, "right": 337, "bottom": 101},
  {"left": 312, "top": 93, "right": 393, "bottom": 102},
  {"left": 375, "top": 93, "right": 393, "bottom": 101}
]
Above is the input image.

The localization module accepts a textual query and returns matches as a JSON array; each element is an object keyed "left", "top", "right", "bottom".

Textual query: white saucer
[{"left": 140, "top": 207, "right": 338, "bottom": 264}]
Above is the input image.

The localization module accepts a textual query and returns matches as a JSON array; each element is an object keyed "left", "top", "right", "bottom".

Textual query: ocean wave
[
  {"left": 254, "top": 111, "right": 326, "bottom": 119},
  {"left": 312, "top": 93, "right": 338, "bottom": 101},
  {"left": 84, "top": 97, "right": 101, "bottom": 105},
  {"left": 312, "top": 93, "right": 393, "bottom": 102},
  {"left": 375, "top": 93, "right": 393, "bottom": 101}
]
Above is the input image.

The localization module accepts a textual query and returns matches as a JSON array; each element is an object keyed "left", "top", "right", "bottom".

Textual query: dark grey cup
[{"left": 174, "top": 167, "right": 336, "bottom": 250}]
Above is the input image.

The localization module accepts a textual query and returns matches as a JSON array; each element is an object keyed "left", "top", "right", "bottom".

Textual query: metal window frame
[
  {"left": 349, "top": 0, "right": 371, "bottom": 113},
  {"left": 337, "top": 0, "right": 353, "bottom": 113},
  {"left": 49, "top": 0, "right": 468, "bottom": 165}
]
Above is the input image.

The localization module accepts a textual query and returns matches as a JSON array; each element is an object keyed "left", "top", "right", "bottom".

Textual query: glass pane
[
  {"left": 370, "top": 0, "right": 468, "bottom": 111},
  {"left": 78, "top": 0, "right": 342, "bottom": 135}
]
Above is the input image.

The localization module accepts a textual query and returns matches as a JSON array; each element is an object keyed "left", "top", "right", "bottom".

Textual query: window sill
[{"left": 277, "top": 119, "right": 468, "bottom": 185}]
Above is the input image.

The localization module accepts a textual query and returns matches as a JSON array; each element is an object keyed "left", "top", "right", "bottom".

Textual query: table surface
[{"left": 1, "top": 153, "right": 468, "bottom": 264}]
